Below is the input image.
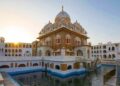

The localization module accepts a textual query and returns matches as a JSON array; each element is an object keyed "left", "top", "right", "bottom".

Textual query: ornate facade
[{"left": 36, "top": 7, "right": 91, "bottom": 58}]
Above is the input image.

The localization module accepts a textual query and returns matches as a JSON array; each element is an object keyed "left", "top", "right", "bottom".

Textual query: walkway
[
  {"left": 104, "top": 75, "right": 116, "bottom": 86},
  {"left": 1, "top": 72, "right": 20, "bottom": 86}
]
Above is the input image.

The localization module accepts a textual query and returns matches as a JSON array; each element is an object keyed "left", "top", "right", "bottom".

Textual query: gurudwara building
[
  {"left": 0, "top": 7, "right": 92, "bottom": 77},
  {"left": 34, "top": 7, "right": 91, "bottom": 57},
  {"left": 32, "top": 7, "right": 92, "bottom": 73}
]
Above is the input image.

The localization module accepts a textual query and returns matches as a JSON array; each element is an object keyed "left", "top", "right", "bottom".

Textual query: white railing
[
  {"left": 0, "top": 56, "right": 77, "bottom": 62},
  {"left": 0, "top": 56, "right": 42, "bottom": 61},
  {"left": 0, "top": 56, "right": 92, "bottom": 62}
]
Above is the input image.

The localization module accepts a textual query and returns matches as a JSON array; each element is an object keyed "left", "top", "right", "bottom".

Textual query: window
[
  {"left": 112, "top": 47, "right": 115, "bottom": 51},
  {"left": 19, "top": 49, "right": 22, "bottom": 52},
  {"left": 56, "top": 39, "right": 61, "bottom": 44},
  {"left": 12, "top": 49, "right": 14, "bottom": 52},
  {"left": 109, "top": 47, "right": 111, "bottom": 51},
  {"left": 103, "top": 46, "right": 106, "bottom": 49},
  {"left": 16, "top": 49, "right": 18, "bottom": 52},
  {"left": 19, "top": 54, "right": 21, "bottom": 56},
  {"left": 103, "top": 50, "right": 106, "bottom": 53},
  {"left": 77, "top": 50, "right": 83, "bottom": 56},
  {"left": 112, "top": 54, "right": 115, "bottom": 58},
  {"left": 109, "top": 55, "right": 111, "bottom": 58},
  {"left": 103, "top": 55, "right": 106, "bottom": 58},
  {"left": 5, "top": 49, "right": 7, "bottom": 52},
  {"left": 5, "top": 44, "right": 8, "bottom": 47},
  {"left": 29, "top": 45, "right": 31, "bottom": 48},
  {"left": 9, "top": 49, "right": 11, "bottom": 52},
  {"left": 66, "top": 35, "right": 71, "bottom": 44}
]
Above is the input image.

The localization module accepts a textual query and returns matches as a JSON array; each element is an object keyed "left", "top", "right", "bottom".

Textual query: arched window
[
  {"left": 75, "top": 37, "right": 81, "bottom": 46},
  {"left": 5, "top": 49, "right": 7, "bottom": 52},
  {"left": 112, "top": 54, "right": 115, "bottom": 58},
  {"left": 77, "top": 50, "right": 83, "bottom": 56},
  {"left": 55, "top": 65, "right": 60, "bottom": 70},
  {"left": 66, "top": 34, "right": 71, "bottom": 44},
  {"left": 112, "top": 47, "right": 115, "bottom": 51},
  {"left": 67, "top": 65, "right": 72, "bottom": 70},
  {"left": 12, "top": 49, "right": 14, "bottom": 52},
  {"left": 56, "top": 34, "right": 61, "bottom": 44},
  {"left": 103, "top": 50, "right": 106, "bottom": 53},
  {"left": 109, "top": 55, "right": 111, "bottom": 58},
  {"left": 19, "top": 49, "right": 22, "bottom": 52},
  {"left": 16, "top": 49, "right": 18, "bottom": 52},
  {"left": 109, "top": 47, "right": 111, "bottom": 51},
  {"left": 45, "top": 37, "right": 51, "bottom": 46},
  {"left": 103, "top": 55, "right": 107, "bottom": 59}
]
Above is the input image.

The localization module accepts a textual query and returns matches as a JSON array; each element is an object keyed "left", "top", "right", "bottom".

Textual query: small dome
[
  {"left": 44, "top": 21, "right": 52, "bottom": 29},
  {"left": 74, "top": 21, "right": 83, "bottom": 30},
  {"left": 55, "top": 6, "right": 71, "bottom": 23},
  {"left": 39, "top": 21, "right": 53, "bottom": 34},
  {"left": 74, "top": 21, "right": 87, "bottom": 34},
  {"left": 74, "top": 21, "right": 81, "bottom": 27}
]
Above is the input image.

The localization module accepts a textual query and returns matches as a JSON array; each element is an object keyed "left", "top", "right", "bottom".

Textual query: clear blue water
[{"left": 13, "top": 65, "right": 116, "bottom": 86}]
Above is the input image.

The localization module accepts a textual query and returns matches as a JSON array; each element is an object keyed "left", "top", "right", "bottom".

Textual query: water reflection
[{"left": 13, "top": 66, "right": 116, "bottom": 86}]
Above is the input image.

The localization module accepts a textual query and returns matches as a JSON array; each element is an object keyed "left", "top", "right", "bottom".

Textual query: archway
[
  {"left": 46, "top": 50, "right": 51, "bottom": 56},
  {"left": 77, "top": 50, "right": 83, "bottom": 56},
  {"left": 67, "top": 65, "right": 72, "bottom": 70},
  {"left": 33, "top": 63, "right": 38, "bottom": 66},
  {"left": 55, "top": 65, "right": 60, "bottom": 70},
  {"left": 0, "top": 65, "right": 9, "bottom": 68},
  {"left": 18, "top": 64, "right": 26, "bottom": 67}
]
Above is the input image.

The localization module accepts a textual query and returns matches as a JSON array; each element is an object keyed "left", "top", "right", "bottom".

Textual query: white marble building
[
  {"left": 0, "top": 37, "right": 32, "bottom": 57},
  {"left": 91, "top": 42, "right": 120, "bottom": 60}
]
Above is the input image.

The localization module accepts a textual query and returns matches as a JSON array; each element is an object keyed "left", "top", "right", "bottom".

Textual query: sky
[{"left": 0, "top": 0, "right": 120, "bottom": 44}]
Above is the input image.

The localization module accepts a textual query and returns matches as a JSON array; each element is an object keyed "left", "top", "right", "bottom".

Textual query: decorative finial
[
  {"left": 49, "top": 20, "right": 50, "bottom": 23},
  {"left": 62, "top": 5, "right": 64, "bottom": 12}
]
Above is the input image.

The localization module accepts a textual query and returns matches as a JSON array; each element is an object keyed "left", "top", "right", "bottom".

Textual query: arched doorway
[
  {"left": 77, "top": 50, "right": 83, "bottom": 56},
  {"left": 67, "top": 65, "right": 72, "bottom": 70},
  {"left": 46, "top": 50, "right": 51, "bottom": 56},
  {"left": 55, "top": 65, "right": 60, "bottom": 70}
]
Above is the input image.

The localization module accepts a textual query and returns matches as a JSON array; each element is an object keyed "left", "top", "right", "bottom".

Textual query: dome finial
[
  {"left": 49, "top": 20, "right": 50, "bottom": 23},
  {"left": 62, "top": 5, "right": 64, "bottom": 12}
]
